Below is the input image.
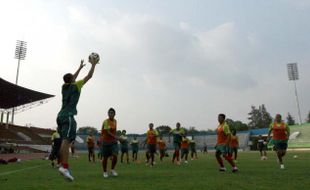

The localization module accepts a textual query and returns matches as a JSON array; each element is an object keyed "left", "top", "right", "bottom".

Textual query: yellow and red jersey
[
  {"left": 181, "top": 138, "right": 189, "bottom": 149},
  {"left": 101, "top": 118, "right": 117, "bottom": 143},
  {"left": 230, "top": 135, "right": 239, "bottom": 148},
  {"left": 158, "top": 140, "right": 166, "bottom": 150},
  {"left": 269, "top": 121, "right": 290, "bottom": 140},
  {"left": 217, "top": 122, "right": 231, "bottom": 145},
  {"left": 86, "top": 135, "right": 95, "bottom": 148},
  {"left": 147, "top": 129, "right": 158, "bottom": 145}
]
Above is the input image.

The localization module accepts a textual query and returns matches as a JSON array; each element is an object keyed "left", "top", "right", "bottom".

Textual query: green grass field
[{"left": 1, "top": 151, "right": 310, "bottom": 190}]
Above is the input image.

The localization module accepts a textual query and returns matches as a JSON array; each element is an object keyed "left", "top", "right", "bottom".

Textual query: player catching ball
[{"left": 57, "top": 54, "right": 98, "bottom": 181}]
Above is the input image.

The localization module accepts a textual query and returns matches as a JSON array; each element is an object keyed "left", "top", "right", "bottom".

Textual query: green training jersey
[
  {"left": 57, "top": 80, "right": 84, "bottom": 117},
  {"left": 120, "top": 135, "right": 129, "bottom": 148},
  {"left": 131, "top": 139, "right": 139, "bottom": 150},
  {"left": 189, "top": 140, "right": 196, "bottom": 149},
  {"left": 171, "top": 128, "right": 185, "bottom": 143}
]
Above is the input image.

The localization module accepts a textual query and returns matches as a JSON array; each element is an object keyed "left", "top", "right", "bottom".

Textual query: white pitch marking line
[{"left": 0, "top": 164, "right": 46, "bottom": 176}]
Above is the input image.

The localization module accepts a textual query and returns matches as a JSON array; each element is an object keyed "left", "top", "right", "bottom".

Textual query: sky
[{"left": 0, "top": 0, "right": 309, "bottom": 133}]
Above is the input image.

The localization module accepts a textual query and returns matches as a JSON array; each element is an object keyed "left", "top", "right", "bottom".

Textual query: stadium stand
[
  {"left": 288, "top": 123, "right": 310, "bottom": 148},
  {"left": 0, "top": 77, "right": 55, "bottom": 154}
]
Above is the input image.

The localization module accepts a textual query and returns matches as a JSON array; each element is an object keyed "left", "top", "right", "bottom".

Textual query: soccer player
[
  {"left": 130, "top": 136, "right": 139, "bottom": 162},
  {"left": 257, "top": 135, "right": 267, "bottom": 160},
  {"left": 169, "top": 122, "right": 185, "bottom": 165},
  {"left": 120, "top": 130, "right": 129, "bottom": 164},
  {"left": 157, "top": 136, "right": 166, "bottom": 162},
  {"left": 57, "top": 59, "right": 97, "bottom": 181},
  {"left": 229, "top": 130, "right": 239, "bottom": 162},
  {"left": 101, "top": 108, "right": 122, "bottom": 178},
  {"left": 189, "top": 136, "right": 198, "bottom": 160},
  {"left": 50, "top": 130, "right": 61, "bottom": 168},
  {"left": 181, "top": 137, "right": 190, "bottom": 164},
  {"left": 215, "top": 114, "right": 238, "bottom": 172},
  {"left": 267, "top": 114, "right": 290, "bottom": 169},
  {"left": 202, "top": 143, "right": 208, "bottom": 154},
  {"left": 145, "top": 123, "right": 158, "bottom": 166},
  {"left": 86, "top": 133, "right": 95, "bottom": 162},
  {"left": 96, "top": 137, "right": 103, "bottom": 160}
]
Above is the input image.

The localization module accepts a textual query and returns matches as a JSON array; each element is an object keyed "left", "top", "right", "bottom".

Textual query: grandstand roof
[
  {"left": 249, "top": 128, "right": 269, "bottom": 136},
  {"left": 0, "top": 78, "right": 54, "bottom": 109}
]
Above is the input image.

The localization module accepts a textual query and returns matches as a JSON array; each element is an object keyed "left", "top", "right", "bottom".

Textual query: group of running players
[{"left": 51, "top": 60, "right": 290, "bottom": 181}]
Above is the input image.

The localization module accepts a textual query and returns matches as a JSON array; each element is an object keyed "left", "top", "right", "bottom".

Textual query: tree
[
  {"left": 156, "top": 125, "right": 171, "bottom": 135},
  {"left": 248, "top": 104, "right": 273, "bottom": 129},
  {"left": 306, "top": 111, "right": 310, "bottom": 123},
  {"left": 77, "top": 126, "right": 99, "bottom": 135},
  {"left": 286, "top": 112, "right": 295, "bottom": 126},
  {"left": 226, "top": 118, "right": 249, "bottom": 131},
  {"left": 187, "top": 126, "right": 199, "bottom": 135}
]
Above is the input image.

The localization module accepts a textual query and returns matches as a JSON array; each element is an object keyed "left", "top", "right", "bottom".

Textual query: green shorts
[
  {"left": 229, "top": 147, "right": 238, "bottom": 154},
  {"left": 132, "top": 148, "right": 139, "bottom": 154},
  {"left": 215, "top": 144, "right": 229, "bottom": 154},
  {"left": 174, "top": 142, "right": 181, "bottom": 150},
  {"left": 147, "top": 144, "right": 157, "bottom": 153},
  {"left": 56, "top": 115, "right": 76, "bottom": 142},
  {"left": 101, "top": 142, "right": 119, "bottom": 157},
  {"left": 121, "top": 147, "right": 129, "bottom": 153},
  {"left": 159, "top": 149, "right": 166, "bottom": 155},
  {"left": 190, "top": 148, "right": 196, "bottom": 153},
  {"left": 272, "top": 140, "right": 288, "bottom": 151},
  {"left": 181, "top": 148, "right": 189, "bottom": 155}
]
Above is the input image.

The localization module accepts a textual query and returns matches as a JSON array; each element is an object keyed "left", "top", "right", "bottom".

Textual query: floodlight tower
[
  {"left": 287, "top": 63, "right": 302, "bottom": 124},
  {"left": 12, "top": 40, "right": 27, "bottom": 123}
]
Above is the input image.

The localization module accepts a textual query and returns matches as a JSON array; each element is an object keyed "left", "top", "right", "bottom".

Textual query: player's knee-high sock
[
  {"left": 102, "top": 157, "right": 108, "bottom": 172},
  {"left": 112, "top": 155, "right": 117, "bottom": 169},
  {"left": 224, "top": 155, "right": 235, "bottom": 167},
  {"left": 234, "top": 150, "right": 238, "bottom": 160},
  {"left": 216, "top": 155, "right": 224, "bottom": 167},
  {"left": 172, "top": 152, "right": 176, "bottom": 162},
  {"left": 151, "top": 153, "right": 154, "bottom": 165},
  {"left": 176, "top": 150, "right": 180, "bottom": 161},
  {"left": 146, "top": 152, "right": 150, "bottom": 163}
]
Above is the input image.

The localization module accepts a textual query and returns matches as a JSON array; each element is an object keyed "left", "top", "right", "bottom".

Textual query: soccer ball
[
  {"left": 293, "top": 155, "right": 298, "bottom": 159},
  {"left": 88, "top": 52, "right": 100, "bottom": 64}
]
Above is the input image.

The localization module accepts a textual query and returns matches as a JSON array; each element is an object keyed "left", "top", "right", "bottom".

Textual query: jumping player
[
  {"left": 169, "top": 123, "right": 185, "bottom": 165},
  {"left": 267, "top": 114, "right": 290, "bottom": 169},
  {"left": 57, "top": 59, "right": 97, "bottom": 181},
  {"left": 101, "top": 108, "right": 122, "bottom": 178},
  {"left": 215, "top": 114, "right": 238, "bottom": 172}
]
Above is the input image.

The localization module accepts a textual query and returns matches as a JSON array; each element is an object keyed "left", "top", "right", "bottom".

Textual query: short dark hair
[
  {"left": 218, "top": 113, "right": 226, "bottom": 119},
  {"left": 63, "top": 73, "right": 73, "bottom": 83},
  {"left": 108, "top": 107, "right": 116, "bottom": 114}
]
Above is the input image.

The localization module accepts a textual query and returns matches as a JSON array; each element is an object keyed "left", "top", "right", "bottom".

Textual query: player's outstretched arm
[
  {"left": 83, "top": 62, "right": 97, "bottom": 84},
  {"left": 73, "top": 60, "right": 85, "bottom": 81}
]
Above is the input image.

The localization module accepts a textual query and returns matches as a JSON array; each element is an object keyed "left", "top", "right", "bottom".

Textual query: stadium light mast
[
  {"left": 287, "top": 63, "right": 302, "bottom": 125},
  {"left": 12, "top": 40, "right": 27, "bottom": 123}
]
